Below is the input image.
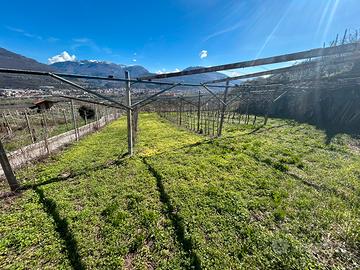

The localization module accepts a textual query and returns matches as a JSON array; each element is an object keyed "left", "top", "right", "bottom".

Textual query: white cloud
[
  {"left": 199, "top": 50, "right": 208, "bottom": 59},
  {"left": 6, "top": 26, "right": 43, "bottom": 40},
  {"left": 48, "top": 51, "right": 76, "bottom": 64}
]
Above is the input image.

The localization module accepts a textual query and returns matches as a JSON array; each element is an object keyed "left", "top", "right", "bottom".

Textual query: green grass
[{"left": 1, "top": 113, "right": 360, "bottom": 269}]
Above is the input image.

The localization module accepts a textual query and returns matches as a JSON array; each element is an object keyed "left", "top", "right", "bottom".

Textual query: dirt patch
[
  {"left": 311, "top": 231, "right": 360, "bottom": 269},
  {"left": 124, "top": 252, "right": 135, "bottom": 270},
  {"left": 348, "top": 141, "right": 360, "bottom": 155}
]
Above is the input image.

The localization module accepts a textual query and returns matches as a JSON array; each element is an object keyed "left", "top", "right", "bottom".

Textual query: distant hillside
[
  {"left": 0, "top": 48, "right": 53, "bottom": 71},
  {"left": 178, "top": 66, "right": 227, "bottom": 83},
  {"left": 154, "top": 66, "right": 228, "bottom": 84},
  {"left": 51, "top": 60, "right": 150, "bottom": 78},
  {"left": 51, "top": 62, "right": 228, "bottom": 85},
  {"left": 0, "top": 48, "right": 58, "bottom": 89},
  {"left": 0, "top": 47, "right": 228, "bottom": 90}
]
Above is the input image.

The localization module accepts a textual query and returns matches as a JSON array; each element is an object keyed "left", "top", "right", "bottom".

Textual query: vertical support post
[
  {"left": 197, "top": 91, "right": 201, "bottom": 132},
  {"left": 24, "top": 111, "right": 34, "bottom": 143},
  {"left": 0, "top": 139, "right": 19, "bottom": 191},
  {"left": 253, "top": 115, "right": 257, "bottom": 126},
  {"left": 264, "top": 113, "right": 269, "bottom": 125},
  {"left": 95, "top": 106, "right": 99, "bottom": 122},
  {"left": 125, "top": 71, "right": 134, "bottom": 156},
  {"left": 63, "top": 110, "right": 69, "bottom": 131},
  {"left": 176, "top": 103, "right": 179, "bottom": 124},
  {"left": 132, "top": 107, "right": 139, "bottom": 144},
  {"left": 41, "top": 112, "right": 50, "bottom": 155},
  {"left": 71, "top": 100, "right": 79, "bottom": 141},
  {"left": 264, "top": 100, "right": 270, "bottom": 126},
  {"left": 212, "top": 112, "right": 215, "bottom": 136},
  {"left": 50, "top": 109, "right": 56, "bottom": 125},
  {"left": 2, "top": 113, "right": 12, "bottom": 135},
  {"left": 218, "top": 81, "right": 230, "bottom": 137},
  {"left": 204, "top": 111, "right": 207, "bottom": 134},
  {"left": 245, "top": 97, "right": 250, "bottom": 124},
  {"left": 95, "top": 105, "right": 99, "bottom": 129},
  {"left": 179, "top": 98, "right": 183, "bottom": 126}
]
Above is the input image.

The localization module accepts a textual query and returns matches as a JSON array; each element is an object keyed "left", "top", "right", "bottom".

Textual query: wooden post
[
  {"left": 95, "top": 105, "right": 99, "bottom": 129},
  {"left": 197, "top": 91, "right": 201, "bottom": 132},
  {"left": 2, "top": 113, "right": 12, "bottom": 135},
  {"left": 71, "top": 100, "right": 79, "bottom": 141},
  {"left": 218, "top": 81, "right": 230, "bottom": 136},
  {"left": 24, "top": 111, "right": 34, "bottom": 143},
  {"left": 264, "top": 101, "right": 270, "bottom": 126},
  {"left": 125, "top": 71, "right": 134, "bottom": 156},
  {"left": 41, "top": 112, "right": 50, "bottom": 155},
  {"left": 50, "top": 109, "right": 56, "bottom": 126},
  {"left": 245, "top": 98, "right": 250, "bottom": 124},
  {"left": 207, "top": 111, "right": 211, "bottom": 135},
  {"left": 253, "top": 115, "right": 257, "bottom": 125},
  {"left": 212, "top": 112, "right": 215, "bottom": 136},
  {"left": 190, "top": 107, "right": 193, "bottom": 130},
  {"left": 264, "top": 113, "right": 269, "bottom": 125},
  {"left": 0, "top": 139, "right": 19, "bottom": 191},
  {"left": 176, "top": 104, "right": 179, "bottom": 124},
  {"left": 63, "top": 110, "right": 69, "bottom": 130},
  {"left": 179, "top": 98, "right": 183, "bottom": 126}
]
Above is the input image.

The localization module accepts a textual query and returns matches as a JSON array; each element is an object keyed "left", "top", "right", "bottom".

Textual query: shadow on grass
[
  {"left": 34, "top": 187, "right": 85, "bottom": 270},
  {"left": 1, "top": 152, "right": 130, "bottom": 200},
  {"left": 245, "top": 123, "right": 290, "bottom": 135},
  {"left": 142, "top": 158, "right": 202, "bottom": 270},
  {"left": 20, "top": 152, "right": 130, "bottom": 191}
]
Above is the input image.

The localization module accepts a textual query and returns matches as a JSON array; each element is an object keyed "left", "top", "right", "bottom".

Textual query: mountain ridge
[{"left": 0, "top": 47, "right": 228, "bottom": 89}]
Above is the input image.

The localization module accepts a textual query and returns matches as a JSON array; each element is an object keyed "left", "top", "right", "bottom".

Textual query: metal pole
[
  {"left": 58, "top": 95, "right": 124, "bottom": 110},
  {"left": 132, "top": 84, "right": 179, "bottom": 108},
  {"left": 132, "top": 108, "right": 139, "bottom": 144},
  {"left": 125, "top": 71, "right": 134, "bottom": 156},
  {"left": 218, "top": 81, "right": 230, "bottom": 136},
  {"left": 0, "top": 139, "right": 19, "bottom": 191},
  {"left": 50, "top": 73, "right": 130, "bottom": 110},
  {"left": 201, "top": 84, "right": 226, "bottom": 105}
]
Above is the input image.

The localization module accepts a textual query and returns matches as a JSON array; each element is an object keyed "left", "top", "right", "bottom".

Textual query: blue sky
[{"left": 0, "top": 0, "right": 359, "bottom": 74}]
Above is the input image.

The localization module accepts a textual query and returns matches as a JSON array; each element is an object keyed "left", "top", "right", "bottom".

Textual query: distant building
[{"left": 29, "top": 99, "right": 55, "bottom": 112}]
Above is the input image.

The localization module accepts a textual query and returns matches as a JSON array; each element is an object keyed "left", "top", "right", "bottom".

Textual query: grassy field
[{"left": 1, "top": 113, "right": 359, "bottom": 269}]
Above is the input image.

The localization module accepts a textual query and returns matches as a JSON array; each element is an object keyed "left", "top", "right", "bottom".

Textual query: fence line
[{"left": 0, "top": 113, "right": 120, "bottom": 178}]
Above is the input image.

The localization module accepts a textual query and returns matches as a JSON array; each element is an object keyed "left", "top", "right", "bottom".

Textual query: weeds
[{"left": 1, "top": 113, "right": 359, "bottom": 269}]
